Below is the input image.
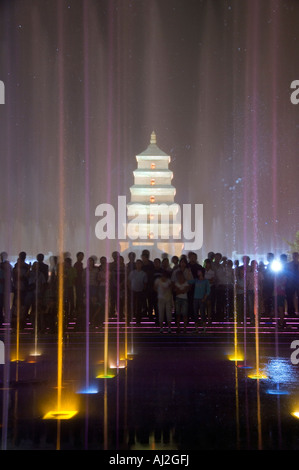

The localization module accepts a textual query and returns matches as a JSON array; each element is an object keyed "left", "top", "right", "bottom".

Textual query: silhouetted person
[
  {"left": 97, "top": 256, "right": 108, "bottom": 327},
  {"left": 213, "top": 253, "right": 225, "bottom": 320},
  {"left": 286, "top": 252, "right": 299, "bottom": 316},
  {"left": 126, "top": 252, "right": 136, "bottom": 322},
  {"left": 128, "top": 259, "right": 147, "bottom": 324},
  {"left": 154, "top": 270, "right": 173, "bottom": 333},
  {"left": 0, "top": 252, "right": 12, "bottom": 326},
  {"left": 23, "top": 261, "right": 47, "bottom": 331},
  {"left": 36, "top": 253, "right": 49, "bottom": 282},
  {"left": 63, "top": 257, "right": 76, "bottom": 325},
  {"left": 203, "top": 258, "right": 215, "bottom": 324},
  {"left": 83, "top": 256, "right": 100, "bottom": 330},
  {"left": 171, "top": 255, "right": 179, "bottom": 270},
  {"left": 188, "top": 267, "right": 210, "bottom": 334},
  {"left": 152, "top": 258, "right": 163, "bottom": 324},
  {"left": 109, "top": 254, "right": 125, "bottom": 321},
  {"left": 12, "top": 251, "right": 30, "bottom": 330},
  {"left": 173, "top": 270, "right": 190, "bottom": 333},
  {"left": 141, "top": 250, "right": 155, "bottom": 321},
  {"left": 187, "top": 251, "right": 203, "bottom": 321},
  {"left": 263, "top": 253, "right": 275, "bottom": 319},
  {"left": 74, "top": 252, "right": 84, "bottom": 322},
  {"left": 109, "top": 251, "right": 121, "bottom": 317}
]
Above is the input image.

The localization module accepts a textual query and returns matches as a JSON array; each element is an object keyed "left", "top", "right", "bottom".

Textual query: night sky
[{"left": 0, "top": 0, "right": 298, "bottom": 263}]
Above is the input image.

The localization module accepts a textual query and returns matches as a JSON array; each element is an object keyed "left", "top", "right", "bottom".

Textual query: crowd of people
[{"left": 0, "top": 248, "right": 298, "bottom": 334}]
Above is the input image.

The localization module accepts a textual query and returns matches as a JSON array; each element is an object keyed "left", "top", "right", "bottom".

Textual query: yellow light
[
  {"left": 228, "top": 355, "right": 244, "bottom": 362},
  {"left": 96, "top": 374, "right": 116, "bottom": 379},
  {"left": 43, "top": 410, "right": 78, "bottom": 420},
  {"left": 248, "top": 372, "right": 268, "bottom": 380},
  {"left": 30, "top": 351, "right": 42, "bottom": 357},
  {"left": 292, "top": 412, "right": 299, "bottom": 419},
  {"left": 150, "top": 179, "right": 155, "bottom": 185},
  {"left": 151, "top": 163, "right": 156, "bottom": 169},
  {"left": 150, "top": 196, "right": 155, "bottom": 203},
  {"left": 10, "top": 356, "right": 25, "bottom": 362}
]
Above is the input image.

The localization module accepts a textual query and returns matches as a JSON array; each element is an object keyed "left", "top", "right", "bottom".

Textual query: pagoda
[{"left": 119, "top": 132, "right": 183, "bottom": 258}]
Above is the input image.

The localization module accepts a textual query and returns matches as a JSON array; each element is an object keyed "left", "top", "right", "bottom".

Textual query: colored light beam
[{"left": 83, "top": 0, "right": 91, "bottom": 396}]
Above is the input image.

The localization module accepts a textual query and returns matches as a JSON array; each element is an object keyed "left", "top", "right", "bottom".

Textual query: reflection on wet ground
[{"left": 1, "top": 318, "right": 299, "bottom": 450}]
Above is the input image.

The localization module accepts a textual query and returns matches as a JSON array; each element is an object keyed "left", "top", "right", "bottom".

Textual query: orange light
[
  {"left": 150, "top": 179, "right": 155, "bottom": 185},
  {"left": 150, "top": 196, "right": 155, "bottom": 203},
  {"left": 151, "top": 163, "right": 156, "bottom": 169}
]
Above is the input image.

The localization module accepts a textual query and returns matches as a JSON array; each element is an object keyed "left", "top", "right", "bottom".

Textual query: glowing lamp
[
  {"left": 271, "top": 260, "right": 282, "bottom": 273},
  {"left": 292, "top": 412, "right": 299, "bottom": 419},
  {"left": 228, "top": 355, "right": 244, "bottom": 362},
  {"left": 96, "top": 373, "right": 116, "bottom": 379},
  {"left": 150, "top": 196, "right": 155, "bottom": 203},
  {"left": 30, "top": 351, "right": 42, "bottom": 357},
  {"left": 110, "top": 359, "right": 126, "bottom": 369},
  {"left": 248, "top": 372, "right": 268, "bottom": 380},
  {"left": 150, "top": 179, "right": 155, "bottom": 185},
  {"left": 43, "top": 410, "right": 78, "bottom": 420},
  {"left": 151, "top": 163, "right": 156, "bottom": 169}
]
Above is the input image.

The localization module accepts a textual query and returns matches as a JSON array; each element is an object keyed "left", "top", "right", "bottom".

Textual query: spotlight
[{"left": 271, "top": 260, "right": 282, "bottom": 272}]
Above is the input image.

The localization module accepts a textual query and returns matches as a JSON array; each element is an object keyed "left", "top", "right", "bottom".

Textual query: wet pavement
[{"left": 1, "top": 318, "right": 299, "bottom": 451}]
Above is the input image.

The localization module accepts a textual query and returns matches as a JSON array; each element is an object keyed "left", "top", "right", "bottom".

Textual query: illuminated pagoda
[{"left": 119, "top": 132, "right": 183, "bottom": 258}]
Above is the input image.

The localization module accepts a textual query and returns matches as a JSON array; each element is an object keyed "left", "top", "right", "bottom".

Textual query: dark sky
[{"left": 0, "top": 0, "right": 298, "bottom": 262}]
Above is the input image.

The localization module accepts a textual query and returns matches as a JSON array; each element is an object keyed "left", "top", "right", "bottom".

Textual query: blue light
[
  {"left": 266, "top": 389, "right": 289, "bottom": 396},
  {"left": 76, "top": 386, "right": 99, "bottom": 394}
]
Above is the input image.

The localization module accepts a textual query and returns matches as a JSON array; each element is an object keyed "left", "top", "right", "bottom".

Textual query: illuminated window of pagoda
[
  {"left": 150, "top": 196, "right": 155, "bottom": 203},
  {"left": 150, "top": 179, "right": 155, "bottom": 185},
  {"left": 149, "top": 232, "right": 154, "bottom": 239},
  {"left": 151, "top": 163, "right": 156, "bottom": 169}
]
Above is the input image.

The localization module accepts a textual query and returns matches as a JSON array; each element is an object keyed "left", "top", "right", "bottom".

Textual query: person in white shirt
[
  {"left": 155, "top": 271, "right": 173, "bottom": 333},
  {"left": 173, "top": 270, "right": 190, "bottom": 333}
]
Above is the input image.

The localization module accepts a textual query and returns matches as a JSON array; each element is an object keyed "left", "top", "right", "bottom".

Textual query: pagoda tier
[
  {"left": 129, "top": 131, "right": 177, "bottom": 205},
  {"left": 127, "top": 132, "right": 181, "bottom": 240},
  {"left": 119, "top": 132, "right": 184, "bottom": 257}
]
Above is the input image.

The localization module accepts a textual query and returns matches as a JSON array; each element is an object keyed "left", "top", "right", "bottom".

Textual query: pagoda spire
[{"left": 150, "top": 131, "right": 157, "bottom": 144}]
